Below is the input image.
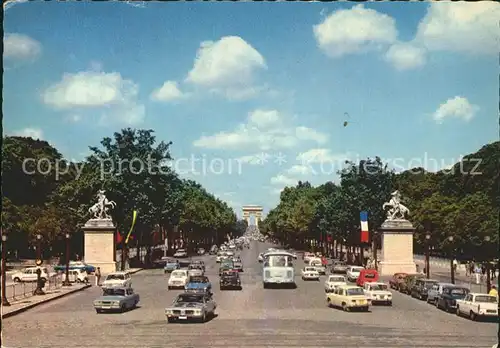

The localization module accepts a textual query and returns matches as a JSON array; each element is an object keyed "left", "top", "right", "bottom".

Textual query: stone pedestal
[
  {"left": 378, "top": 219, "right": 417, "bottom": 276},
  {"left": 83, "top": 218, "right": 118, "bottom": 275}
]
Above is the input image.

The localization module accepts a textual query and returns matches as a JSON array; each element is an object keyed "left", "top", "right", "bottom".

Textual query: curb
[{"left": 2, "top": 284, "right": 92, "bottom": 319}]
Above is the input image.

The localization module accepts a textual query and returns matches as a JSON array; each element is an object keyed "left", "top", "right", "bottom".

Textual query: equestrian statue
[
  {"left": 382, "top": 190, "right": 410, "bottom": 220},
  {"left": 88, "top": 189, "right": 116, "bottom": 219}
]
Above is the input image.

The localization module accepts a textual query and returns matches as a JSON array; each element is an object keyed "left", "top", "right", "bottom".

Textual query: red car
[
  {"left": 389, "top": 273, "right": 408, "bottom": 289},
  {"left": 356, "top": 269, "right": 379, "bottom": 287}
]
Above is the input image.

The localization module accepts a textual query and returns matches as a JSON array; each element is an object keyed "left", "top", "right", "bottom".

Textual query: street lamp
[
  {"left": 425, "top": 233, "right": 431, "bottom": 279},
  {"left": 448, "top": 236, "right": 455, "bottom": 284},
  {"left": 2, "top": 234, "right": 10, "bottom": 306},
  {"left": 36, "top": 234, "right": 42, "bottom": 261},
  {"left": 62, "top": 233, "right": 72, "bottom": 286},
  {"left": 484, "top": 236, "right": 491, "bottom": 293}
]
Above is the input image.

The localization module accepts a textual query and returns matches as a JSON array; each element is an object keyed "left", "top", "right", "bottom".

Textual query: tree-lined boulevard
[{"left": 3, "top": 241, "right": 497, "bottom": 348}]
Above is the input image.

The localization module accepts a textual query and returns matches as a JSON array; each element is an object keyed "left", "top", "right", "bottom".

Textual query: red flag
[
  {"left": 360, "top": 230, "right": 369, "bottom": 243},
  {"left": 116, "top": 231, "right": 123, "bottom": 244}
]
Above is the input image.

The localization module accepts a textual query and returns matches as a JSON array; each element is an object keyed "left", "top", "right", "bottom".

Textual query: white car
[
  {"left": 226, "top": 250, "right": 234, "bottom": 257},
  {"left": 228, "top": 244, "right": 236, "bottom": 250},
  {"left": 11, "top": 267, "right": 55, "bottom": 282},
  {"left": 187, "top": 265, "right": 204, "bottom": 277},
  {"left": 324, "top": 275, "right": 347, "bottom": 292},
  {"left": 216, "top": 252, "right": 228, "bottom": 263},
  {"left": 346, "top": 266, "right": 364, "bottom": 282},
  {"left": 257, "top": 253, "right": 264, "bottom": 262},
  {"left": 309, "top": 258, "right": 326, "bottom": 275},
  {"left": 173, "top": 249, "right": 188, "bottom": 258},
  {"left": 168, "top": 270, "right": 189, "bottom": 289},
  {"left": 303, "top": 252, "right": 315, "bottom": 263},
  {"left": 301, "top": 267, "right": 320, "bottom": 281},
  {"left": 66, "top": 269, "right": 89, "bottom": 283},
  {"left": 363, "top": 282, "right": 392, "bottom": 305},
  {"left": 102, "top": 271, "right": 132, "bottom": 288},
  {"left": 456, "top": 293, "right": 498, "bottom": 320}
]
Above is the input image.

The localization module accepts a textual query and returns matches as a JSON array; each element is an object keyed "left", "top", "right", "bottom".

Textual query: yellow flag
[{"left": 125, "top": 210, "right": 138, "bottom": 244}]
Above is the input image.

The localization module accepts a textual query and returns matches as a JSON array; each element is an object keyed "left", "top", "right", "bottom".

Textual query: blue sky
[{"left": 4, "top": 2, "right": 499, "bottom": 216}]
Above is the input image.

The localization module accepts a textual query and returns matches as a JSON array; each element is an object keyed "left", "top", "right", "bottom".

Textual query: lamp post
[
  {"left": 36, "top": 234, "right": 42, "bottom": 261},
  {"left": 2, "top": 234, "right": 10, "bottom": 306},
  {"left": 425, "top": 233, "right": 431, "bottom": 279},
  {"left": 484, "top": 236, "right": 491, "bottom": 293},
  {"left": 448, "top": 236, "right": 455, "bottom": 284},
  {"left": 62, "top": 233, "right": 72, "bottom": 286}
]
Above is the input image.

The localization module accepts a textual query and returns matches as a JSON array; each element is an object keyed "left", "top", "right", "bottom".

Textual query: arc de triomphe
[{"left": 242, "top": 205, "right": 263, "bottom": 227}]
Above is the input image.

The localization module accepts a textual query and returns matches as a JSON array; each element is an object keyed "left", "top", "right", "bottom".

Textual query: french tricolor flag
[{"left": 360, "top": 211, "right": 369, "bottom": 243}]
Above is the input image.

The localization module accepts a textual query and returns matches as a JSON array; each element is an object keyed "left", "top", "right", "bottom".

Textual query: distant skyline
[{"left": 4, "top": 2, "right": 498, "bottom": 216}]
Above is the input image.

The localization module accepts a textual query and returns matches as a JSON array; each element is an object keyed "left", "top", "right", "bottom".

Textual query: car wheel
[
  {"left": 342, "top": 303, "right": 349, "bottom": 312},
  {"left": 456, "top": 307, "right": 460, "bottom": 316},
  {"left": 469, "top": 311, "right": 476, "bottom": 321},
  {"left": 387, "top": 301, "right": 392, "bottom": 306},
  {"left": 167, "top": 317, "right": 174, "bottom": 323},
  {"left": 13, "top": 277, "right": 20, "bottom": 282},
  {"left": 120, "top": 304, "right": 126, "bottom": 313},
  {"left": 201, "top": 311, "right": 206, "bottom": 323},
  {"left": 326, "top": 298, "right": 332, "bottom": 308},
  {"left": 76, "top": 279, "right": 81, "bottom": 283},
  {"left": 96, "top": 309, "right": 102, "bottom": 314}
]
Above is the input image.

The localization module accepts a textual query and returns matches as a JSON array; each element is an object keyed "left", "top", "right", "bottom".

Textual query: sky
[{"left": 3, "top": 2, "right": 499, "bottom": 217}]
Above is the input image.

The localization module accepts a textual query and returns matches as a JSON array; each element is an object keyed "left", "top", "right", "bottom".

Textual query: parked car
[
  {"left": 389, "top": 273, "right": 407, "bottom": 290},
  {"left": 436, "top": 286, "right": 469, "bottom": 312},
  {"left": 331, "top": 261, "right": 348, "bottom": 274},
  {"left": 164, "top": 259, "right": 180, "bottom": 274},
  {"left": 94, "top": 287, "right": 139, "bottom": 313},
  {"left": 356, "top": 269, "right": 379, "bottom": 287},
  {"left": 209, "top": 245, "right": 218, "bottom": 255},
  {"left": 219, "top": 270, "right": 242, "bottom": 290},
  {"left": 346, "top": 266, "right": 364, "bottom": 282},
  {"left": 173, "top": 249, "right": 188, "bottom": 258},
  {"left": 324, "top": 275, "right": 347, "bottom": 292},
  {"left": 363, "top": 282, "right": 392, "bottom": 305},
  {"left": 165, "top": 292, "right": 216, "bottom": 323},
  {"left": 11, "top": 267, "right": 55, "bottom": 283},
  {"left": 410, "top": 278, "right": 438, "bottom": 300},
  {"left": 456, "top": 293, "right": 498, "bottom": 321},
  {"left": 185, "top": 275, "right": 212, "bottom": 294},
  {"left": 197, "top": 248, "right": 205, "bottom": 255},
  {"left": 168, "top": 270, "right": 189, "bottom": 289},
  {"left": 66, "top": 269, "right": 89, "bottom": 283},
  {"left": 426, "top": 282, "right": 455, "bottom": 305},
  {"left": 54, "top": 261, "right": 96, "bottom": 274},
  {"left": 326, "top": 285, "right": 370, "bottom": 312},
  {"left": 399, "top": 274, "right": 424, "bottom": 294},
  {"left": 101, "top": 271, "right": 132, "bottom": 288},
  {"left": 301, "top": 266, "right": 320, "bottom": 281}
]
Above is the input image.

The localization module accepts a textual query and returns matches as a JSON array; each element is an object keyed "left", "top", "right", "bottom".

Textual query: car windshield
[
  {"left": 370, "top": 284, "right": 388, "bottom": 291},
  {"left": 351, "top": 267, "right": 363, "bottom": 272},
  {"left": 364, "top": 273, "right": 377, "bottom": 278},
  {"left": 189, "top": 265, "right": 201, "bottom": 270},
  {"left": 103, "top": 288, "right": 125, "bottom": 296},
  {"left": 347, "top": 288, "right": 365, "bottom": 296},
  {"left": 222, "top": 272, "right": 238, "bottom": 278},
  {"left": 176, "top": 294, "right": 203, "bottom": 303},
  {"left": 329, "top": 276, "right": 345, "bottom": 282},
  {"left": 448, "top": 288, "right": 468, "bottom": 296},
  {"left": 106, "top": 274, "right": 124, "bottom": 280},
  {"left": 190, "top": 276, "right": 208, "bottom": 283},
  {"left": 305, "top": 267, "right": 316, "bottom": 272},
  {"left": 171, "top": 271, "right": 185, "bottom": 278},
  {"left": 265, "top": 255, "right": 292, "bottom": 267},
  {"left": 475, "top": 295, "right": 497, "bottom": 303}
]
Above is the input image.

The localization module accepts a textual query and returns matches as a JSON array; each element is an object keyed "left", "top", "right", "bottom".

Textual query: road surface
[{"left": 3, "top": 242, "right": 498, "bottom": 347}]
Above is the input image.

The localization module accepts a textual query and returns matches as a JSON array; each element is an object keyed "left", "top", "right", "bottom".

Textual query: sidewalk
[{"left": 2, "top": 283, "right": 92, "bottom": 319}]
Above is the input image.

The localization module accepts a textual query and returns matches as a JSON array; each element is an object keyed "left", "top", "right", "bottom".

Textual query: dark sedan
[
  {"left": 410, "top": 279, "right": 438, "bottom": 300},
  {"left": 220, "top": 270, "right": 242, "bottom": 290},
  {"left": 436, "top": 286, "right": 469, "bottom": 312}
]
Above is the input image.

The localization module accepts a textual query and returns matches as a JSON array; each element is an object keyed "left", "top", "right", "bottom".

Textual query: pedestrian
[
  {"left": 488, "top": 285, "right": 498, "bottom": 298},
  {"left": 95, "top": 267, "right": 101, "bottom": 286},
  {"left": 474, "top": 265, "right": 482, "bottom": 285},
  {"left": 453, "top": 259, "right": 458, "bottom": 274}
]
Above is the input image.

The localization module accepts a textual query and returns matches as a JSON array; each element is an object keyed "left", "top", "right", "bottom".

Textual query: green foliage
[
  {"left": 2, "top": 129, "right": 238, "bottom": 256},
  {"left": 262, "top": 142, "right": 499, "bottom": 258}
]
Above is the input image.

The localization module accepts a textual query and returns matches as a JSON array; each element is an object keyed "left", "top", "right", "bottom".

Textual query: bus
[{"left": 262, "top": 251, "right": 296, "bottom": 289}]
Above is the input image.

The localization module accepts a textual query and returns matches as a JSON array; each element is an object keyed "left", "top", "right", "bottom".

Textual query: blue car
[
  {"left": 185, "top": 275, "right": 212, "bottom": 294},
  {"left": 54, "top": 261, "right": 96, "bottom": 274},
  {"left": 164, "top": 259, "right": 180, "bottom": 274}
]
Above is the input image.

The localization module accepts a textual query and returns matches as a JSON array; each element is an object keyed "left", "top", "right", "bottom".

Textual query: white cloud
[
  {"left": 296, "top": 148, "right": 351, "bottom": 164},
  {"left": 432, "top": 96, "right": 479, "bottom": 123},
  {"left": 237, "top": 153, "right": 270, "bottom": 165},
  {"left": 11, "top": 127, "right": 43, "bottom": 139},
  {"left": 415, "top": 3, "right": 500, "bottom": 55},
  {"left": 192, "top": 109, "right": 328, "bottom": 150},
  {"left": 185, "top": 36, "right": 267, "bottom": 100},
  {"left": 42, "top": 71, "right": 145, "bottom": 125},
  {"left": 286, "top": 164, "right": 315, "bottom": 176},
  {"left": 313, "top": 5, "right": 397, "bottom": 58},
  {"left": 150, "top": 80, "right": 188, "bottom": 102},
  {"left": 384, "top": 43, "right": 426, "bottom": 71},
  {"left": 65, "top": 114, "right": 81, "bottom": 123},
  {"left": 4, "top": 33, "right": 41, "bottom": 61},
  {"left": 270, "top": 174, "right": 297, "bottom": 187}
]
